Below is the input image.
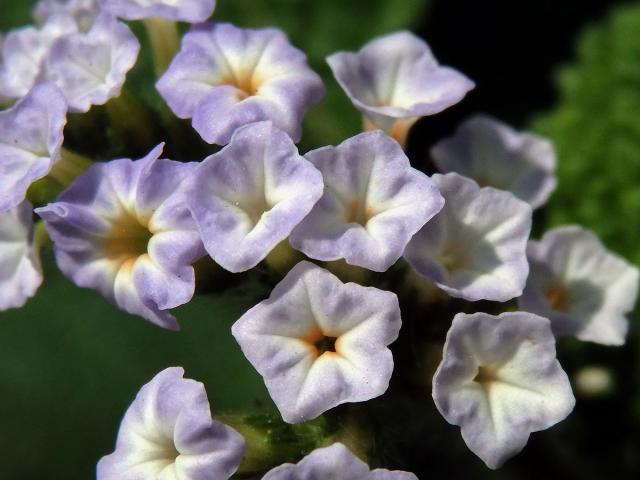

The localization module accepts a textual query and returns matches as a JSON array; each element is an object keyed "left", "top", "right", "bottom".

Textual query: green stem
[
  {"left": 105, "top": 89, "right": 155, "bottom": 148},
  {"left": 217, "top": 412, "right": 328, "bottom": 474},
  {"left": 33, "top": 220, "right": 51, "bottom": 252},
  {"left": 48, "top": 148, "right": 93, "bottom": 187},
  {"left": 264, "top": 241, "right": 304, "bottom": 275},
  {"left": 143, "top": 17, "right": 180, "bottom": 76},
  {"left": 325, "top": 260, "right": 371, "bottom": 285}
]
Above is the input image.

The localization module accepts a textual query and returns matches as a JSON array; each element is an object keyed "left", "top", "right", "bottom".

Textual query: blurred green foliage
[{"left": 531, "top": 2, "right": 640, "bottom": 264}]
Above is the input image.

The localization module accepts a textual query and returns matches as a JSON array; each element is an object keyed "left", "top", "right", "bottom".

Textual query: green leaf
[
  {"left": 531, "top": 2, "right": 640, "bottom": 265},
  {"left": 0, "top": 0, "right": 34, "bottom": 31},
  {"left": 0, "top": 251, "right": 272, "bottom": 478}
]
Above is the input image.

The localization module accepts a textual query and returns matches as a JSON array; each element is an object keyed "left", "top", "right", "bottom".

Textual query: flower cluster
[{"left": 1, "top": 0, "right": 637, "bottom": 477}]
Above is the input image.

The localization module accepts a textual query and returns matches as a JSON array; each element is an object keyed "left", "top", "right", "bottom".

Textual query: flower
[
  {"left": 41, "top": 13, "right": 140, "bottom": 113},
  {"left": 101, "top": 0, "right": 216, "bottom": 22},
  {"left": 34, "top": 0, "right": 100, "bottom": 32},
  {"left": 518, "top": 225, "right": 639, "bottom": 345},
  {"left": 431, "top": 114, "right": 557, "bottom": 209},
  {"left": 181, "top": 121, "right": 323, "bottom": 273},
  {"left": 432, "top": 311, "right": 575, "bottom": 469},
  {"left": 156, "top": 22, "right": 324, "bottom": 145},
  {"left": 263, "top": 442, "right": 418, "bottom": 480},
  {"left": 97, "top": 367, "right": 245, "bottom": 480},
  {"left": 290, "top": 131, "right": 444, "bottom": 272},
  {"left": 0, "top": 14, "right": 76, "bottom": 100},
  {"left": 232, "top": 261, "right": 401, "bottom": 423},
  {"left": 0, "top": 82, "right": 67, "bottom": 213},
  {"left": 36, "top": 144, "right": 203, "bottom": 330},
  {"left": 0, "top": 201, "right": 43, "bottom": 310},
  {"left": 404, "top": 172, "right": 531, "bottom": 302},
  {"left": 326, "top": 31, "right": 474, "bottom": 146}
]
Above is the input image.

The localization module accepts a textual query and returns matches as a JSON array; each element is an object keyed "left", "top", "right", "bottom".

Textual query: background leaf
[{"left": 531, "top": 2, "right": 640, "bottom": 264}]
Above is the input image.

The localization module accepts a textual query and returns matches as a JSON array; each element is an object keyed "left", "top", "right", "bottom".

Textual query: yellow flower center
[
  {"left": 543, "top": 283, "right": 571, "bottom": 312},
  {"left": 102, "top": 210, "right": 153, "bottom": 268}
]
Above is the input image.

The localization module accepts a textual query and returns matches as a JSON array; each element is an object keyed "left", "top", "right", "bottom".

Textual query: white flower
[
  {"left": 518, "top": 225, "right": 639, "bottom": 345},
  {"left": 232, "top": 261, "right": 401, "bottom": 423},
  {"left": 432, "top": 311, "right": 575, "bottom": 469},
  {"left": 327, "top": 31, "right": 474, "bottom": 145},
  {"left": 97, "top": 367, "right": 245, "bottom": 480},
  {"left": 0, "top": 201, "right": 43, "bottom": 310},
  {"left": 404, "top": 173, "right": 532, "bottom": 302},
  {"left": 431, "top": 114, "right": 556, "bottom": 209}
]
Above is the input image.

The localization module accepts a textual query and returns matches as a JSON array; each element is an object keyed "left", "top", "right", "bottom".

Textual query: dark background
[{"left": 1, "top": 0, "right": 639, "bottom": 478}]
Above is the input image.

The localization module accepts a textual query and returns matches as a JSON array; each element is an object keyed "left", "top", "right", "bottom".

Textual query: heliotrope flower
[
  {"left": 290, "top": 131, "right": 444, "bottom": 272},
  {"left": 232, "top": 261, "right": 402, "bottom": 423},
  {"left": 156, "top": 22, "right": 325, "bottom": 145},
  {"left": 431, "top": 114, "right": 557, "bottom": 209},
  {"left": 0, "top": 82, "right": 67, "bottom": 213},
  {"left": 327, "top": 31, "right": 474, "bottom": 146},
  {"left": 0, "top": 201, "right": 43, "bottom": 311},
  {"left": 263, "top": 442, "right": 418, "bottom": 480},
  {"left": 36, "top": 144, "right": 203, "bottom": 330},
  {"left": 41, "top": 12, "right": 140, "bottom": 113},
  {"left": 181, "top": 121, "right": 323, "bottom": 273},
  {"left": 0, "top": 14, "right": 76, "bottom": 100},
  {"left": 404, "top": 172, "right": 531, "bottom": 302},
  {"left": 101, "top": 0, "right": 216, "bottom": 22},
  {"left": 432, "top": 311, "right": 575, "bottom": 469},
  {"left": 97, "top": 367, "right": 245, "bottom": 480},
  {"left": 34, "top": 0, "right": 100, "bottom": 32},
  {"left": 518, "top": 226, "right": 639, "bottom": 345}
]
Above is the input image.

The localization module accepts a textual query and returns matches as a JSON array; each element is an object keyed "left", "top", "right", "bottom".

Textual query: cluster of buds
[{"left": 1, "top": 0, "right": 637, "bottom": 478}]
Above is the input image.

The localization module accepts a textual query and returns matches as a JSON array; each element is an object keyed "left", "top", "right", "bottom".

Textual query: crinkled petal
[
  {"left": 0, "top": 201, "right": 43, "bottom": 310},
  {"left": 157, "top": 22, "right": 324, "bottom": 144},
  {"left": 327, "top": 31, "right": 474, "bottom": 130},
  {"left": 42, "top": 12, "right": 140, "bottom": 112},
  {"left": 431, "top": 114, "right": 556, "bottom": 209},
  {"left": 182, "top": 121, "right": 323, "bottom": 273},
  {"left": 404, "top": 172, "right": 531, "bottom": 302},
  {"left": 36, "top": 145, "right": 202, "bottom": 329},
  {"left": 432, "top": 311, "right": 575, "bottom": 469},
  {"left": 263, "top": 443, "right": 417, "bottom": 480},
  {"left": 34, "top": 0, "right": 100, "bottom": 32},
  {"left": 97, "top": 367, "right": 245, "bottom": 480},
  {"left": 0, "top": 82, "right": 67, "bottom": 212},
  {"left": 518, "top": 226, "right": 639, "bottom": 345},
  {"left": 232, "top": 261, "right": 401, "bottom": 423},
  {"left": 291, "top": 130, "right": 444, "bottom": 272},
  {"left": 101, "top": 0, "right": 216, "bottom": 22},
  {"left": 0, "top": 14, "right": 77, "bottom": 99}
]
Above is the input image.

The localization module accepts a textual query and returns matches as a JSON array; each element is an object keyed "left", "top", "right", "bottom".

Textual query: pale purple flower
[
  {"left": 0, "top": 201, "right": 43, "bottom": 310},
  {"left": 156, "top": 22, "right": 324, "bottom": 145},
  {"left": 232, "top": 261, "right": 401, "bottom": 423},
  {"left": 290, "top": 131, "right": 444, "bottom": 272},
  {"left": 0, "top": 82, "right": 67, "bottom": 213},
  {"left": 431, "top": 114, "right": 557, "bottom": 209},
  {"left": 34, "top": 0, "right": 100, "bottom": 32},
  {"left": 518, "top": 226, "right": 639, "bottom": 345},
  {"left": 41, "top": 12, "right": 140, "bottom": 112},
  {"left": 36, "top": 144, "right": 204, "bottom": 330},
  {"left": 433, "top": 311, "right": 575, "bottom": 469},
  {"left": 101, "top": 0, "right": 216, "bottom": 22},
  {"left": 327, "top": 31, "right": 474, "bottom": 145},
  {"left": 182, "top": 121, "right": 323, "bottom": 273},
  {"left": 404, "top": 173, "right": 531, "bottom": 302},
  {"left": 0, "top": 14, "right": 77, "bottom": 100},
  {"left": 263, "top": 443, "right": 418, "bottom": 480},
  {"left": 97, "top": 367, "right": 245, "bottom": 480}
]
